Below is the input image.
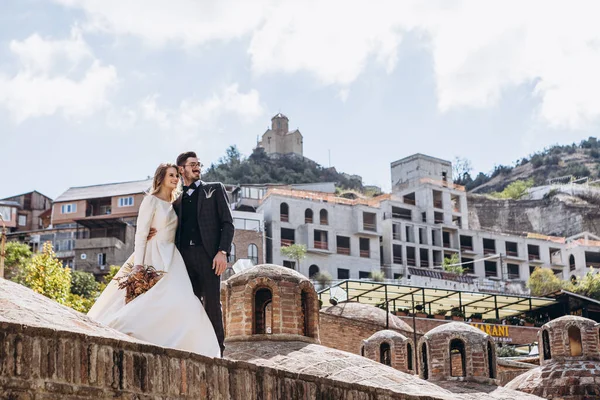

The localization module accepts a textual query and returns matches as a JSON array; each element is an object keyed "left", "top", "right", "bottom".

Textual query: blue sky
[{"left": 2, "top": 0, "right": 600, "bottom": 199}]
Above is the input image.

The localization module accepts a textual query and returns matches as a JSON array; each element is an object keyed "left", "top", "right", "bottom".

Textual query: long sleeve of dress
[{"left": 133, "top": 195, "right": 156, "bottom": 266}]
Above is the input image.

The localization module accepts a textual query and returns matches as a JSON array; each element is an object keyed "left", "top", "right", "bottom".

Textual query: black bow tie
[{"left": 183, "top": 182, "right": 197, "bottom": 192}]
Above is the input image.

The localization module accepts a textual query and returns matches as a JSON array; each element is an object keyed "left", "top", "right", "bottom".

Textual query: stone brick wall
[
  {"left": 320, "top": 313, "right": 415, "bottom": 355},
  {"left": 0, "top": 322, "right": 414, "bottom": 400},
  {"left": 362, "top": 331, "right": 415, "bottom": 374}
]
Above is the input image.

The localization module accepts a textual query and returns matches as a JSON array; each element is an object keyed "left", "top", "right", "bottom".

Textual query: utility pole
[{"left": 0, "top": 214, "right": 6, "bottom": 279}]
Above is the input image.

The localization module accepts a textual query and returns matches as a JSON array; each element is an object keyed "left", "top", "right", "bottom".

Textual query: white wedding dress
[{"left": 88, "top": 195, "right": 220, "bottom": 358}]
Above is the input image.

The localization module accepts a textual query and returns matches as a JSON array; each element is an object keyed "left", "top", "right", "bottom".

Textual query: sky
[{"left": 2, "top": 0, "right": 600, "bottom": 199}]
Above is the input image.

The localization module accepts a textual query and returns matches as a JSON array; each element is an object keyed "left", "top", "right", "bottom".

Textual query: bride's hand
[{"left": 147, "top": 228, "right": 157, "bottom": 240}]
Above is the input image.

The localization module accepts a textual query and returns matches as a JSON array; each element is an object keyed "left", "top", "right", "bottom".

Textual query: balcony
[
  {"left": 75, "top": 236, "right": 124, "bottom": 250},
  {"left": 363, "top": 223, "right": 377, "bottom": 232},
  {"left": 314, "top": 240, "right": 328, "bottom": 250},
  {"left": 281, "top": 239, "right": 294, "bottom": 247},
  {"left": 337, "top": 247, "right": 350, "bottom": 255}
]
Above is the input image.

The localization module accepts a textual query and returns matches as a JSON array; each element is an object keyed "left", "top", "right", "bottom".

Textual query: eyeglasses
[{"left": 185, "top": 162, "right": 203, "bottom": 169}]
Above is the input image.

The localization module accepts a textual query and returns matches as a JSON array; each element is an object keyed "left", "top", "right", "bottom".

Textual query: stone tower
[
  {"left": 258, "top": 113, "right": 303, "bottom": 157},
  {"left": 362, "top": 330, "right": 416, "bottom": 374}
]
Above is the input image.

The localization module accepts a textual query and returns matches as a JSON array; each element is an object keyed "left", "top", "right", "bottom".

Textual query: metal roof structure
[
  {"left": 55, "top": 179, "right": 152, "bottom": 202},
  {"left": 318, "top": 280, "right": 557, "bottom": 320}
]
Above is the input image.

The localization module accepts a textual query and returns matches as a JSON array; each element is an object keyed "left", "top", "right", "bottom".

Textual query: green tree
[
  {"left": 98, "top": 265, "right": 121, "bottom": 292},
  {"left": 280, "top": 244, "right": 307, "bottom": 270},
  {"left": 71, "top": 270, "right": 99, "bottom": 299},
  {"left": 442, "top": 253, "right": 464, "bottom": 275},
  {"left": 15, "top": 242, "right": 71, "bottom": 305},
  {"left": 527, "top": 267, "right": 565, "bottom": 296},
  {"left": 4, "top": 241, "right": 32, "bottom": 278},
  {"left": 571, "top": 268, "right": 600, "bottom": 300},
  {"left": 491, "top": 179, "right": 534, "bottom": 200},
  {"left": 313, "top": 271, "right": 332, "bottom": 290}
]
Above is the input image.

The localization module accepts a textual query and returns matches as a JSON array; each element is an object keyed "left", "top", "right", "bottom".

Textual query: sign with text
[{"left": 470, "top": 323, "right": 513, "bottom": 343}]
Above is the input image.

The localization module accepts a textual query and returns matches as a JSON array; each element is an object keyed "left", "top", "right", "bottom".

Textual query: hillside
[
  {"left": 203, "top": 146, "right": 373, "bottom": 193},
  {"left": 463, "top": 137, "right": 600, "bottom": 193}
]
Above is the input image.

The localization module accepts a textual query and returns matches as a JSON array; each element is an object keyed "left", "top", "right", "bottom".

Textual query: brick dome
[
  {"left": 221, "top": 264, "right": 319, "bottom": 343},
  {"left": 419, "top": 322, "right": 497, "bottom": 384},
  {"left": 362, "top": 329, "right": 415, "bottom": 374},
  {"left": 320, "top": 301, "right": 413, "bottom": 332},
  {"left": 505, "top": 315, "right": 600, "bottom": 399}
]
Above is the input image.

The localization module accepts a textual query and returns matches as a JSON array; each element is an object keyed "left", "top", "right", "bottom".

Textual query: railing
[
  {"left": 393, "top": 256, "right": 402, "bottom": 264},
  {"left": 434, "top": 218, "right": 444, "bottom": 224},
  {"left": 305, "top": 217, "right": 313, "bottom": 224},
  {"left": 420, "top": 260, "right": 429, "bottom": 267},
  {"left": 506, "top": 250, "right": 519, "bottom": 257},
  {"left": 391, "top": 213, "right": 411, "bottom": 220},
  {"left": 263, "top": 188, "right": 391, "bottom": 208},
  {"left": 360, "top": 250, "right": 370, "bottom": 258},
  {"left": 395, "top": 178, "right": 466, "bottom": 192},
  {"left": 280, "top": 214, "right": 289, "bottom": 222},
  {"left": 320, "top": 218, "right": 328, "bottom": 225},
  {"left": 443, "top": 241, "right": 451, "bottom": 248},
  {"left": 528, "top": 254, "right": 541, "bottom": 261},
  {"left": 407, "top": 258, "right": 416, "bottom": 266},
  {"left": 483, "top": 248, "right": 496, "bottom": 255},
  {"left": 460, "top": 245, "right": 473, "bottom": 252},
  {"left": 393, "top": 233, "right": 401, "bottom": 241},
  {"left": 403, "top": 198, "right": 416, "bottom": 205},
  {"left": 508, "top": 273, "right": 520, "bottom": 280},
  {"left": 314, "top": 241, "right": 328, "bottom": 250},
  {"left": 337, "top": 247, "right": 350, "bottom": 255},
  {"left": 363, "top": 223, "right": 377, "bottom": 232},
  {"left": 281, "top": 239, "right": 294, "bottom": 247},
  {"left": 485, "top": 270, "right": 498, "bottom": 278}
]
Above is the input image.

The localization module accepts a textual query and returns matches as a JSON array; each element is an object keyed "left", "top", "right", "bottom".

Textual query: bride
[{"left": 88, "top": 163, "right": 220, "bottom": 358}]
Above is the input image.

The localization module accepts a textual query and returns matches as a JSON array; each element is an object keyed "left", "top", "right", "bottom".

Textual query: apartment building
[
  {"left": 258, "top": 188, "right": 385, "bottom": 279},
  {"left": 2, "top": 191, "right": 52, "bottom": 232},
  {"left": 52, "top": 179, "right": 151, "bottom": 275},
  {"left": 380, "top": 154, "right": 600, "bottom": 290},
  {"left": 0, "top": 200, "right": 19, "bottom": 230}
]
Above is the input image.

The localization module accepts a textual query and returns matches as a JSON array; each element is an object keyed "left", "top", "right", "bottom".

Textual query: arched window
[
  {"left": 487, "top": 341, "right": 496, "bottom": 379},
  {"left": 570, "top": 255, "right": 576, "bottom": 271},
  {"left": 228, "top": 243, "right": 236, "bottom": 263},
  {"left": 449, "top": 339, "right": 466, "bottom": 377},
  {"left": 254, "top": 288, "right": 273, "bottom": 334},
  {"left": 301, "top": 290, "right": 311, "bottom": 337},
  {"left": 568, "top": 326, "right": 583, "bottom": 356},
  {"left": 320, "top": 209, "right": 328, "bottom": 225},
  {"left": 421, "top": 343, "right": 429, "bottom": 379},
  {"left": 305, "top": 209, "right": 313, "bottom": 224},
  {"left": 248, "top": 244, "right": 258, "bottom": 265},
  {"left": 380, "top": 342, "right": 391, "bottom": 366},
  {"left": 542, "top": 330, "right": 552, "bottom": 360},
  {"left": 280, "top": 202, "right": 289, "bottom": 222},
  {"left": 407, "top": 343, "right": 414, "bottom": 371},
  {"left": 309, "top": 264, "right": 320, "bottom": 278}
]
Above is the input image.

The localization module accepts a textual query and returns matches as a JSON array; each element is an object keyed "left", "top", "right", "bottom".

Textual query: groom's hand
[
  {"left": 147, "top": 228, "right": 157, "bottom": 240},
  {"left": 212, "top": 252, "right": 227, "bottom": 276}
]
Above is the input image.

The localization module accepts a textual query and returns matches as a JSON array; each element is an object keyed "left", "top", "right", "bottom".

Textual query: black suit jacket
[{"left": 174, "top": 181, "right": 234, "bottom": 258}]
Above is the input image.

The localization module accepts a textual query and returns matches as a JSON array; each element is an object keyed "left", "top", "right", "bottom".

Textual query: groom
[{"left": 174, "top": 151, "right": 234, "bottom": 355}]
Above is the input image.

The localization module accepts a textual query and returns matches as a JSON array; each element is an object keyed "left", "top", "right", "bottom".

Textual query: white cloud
[
  {"left": 0, "top": 29, "right": 117, "bottom": 123},
  {"left": 140, "top": 84, "right": 264, "bottom": 133},
  {"left": 54, "top": 0, "right": 600, "bottom": 128}
]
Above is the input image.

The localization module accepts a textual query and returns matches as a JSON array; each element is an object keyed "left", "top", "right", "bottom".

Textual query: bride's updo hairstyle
[{"left": 150, "top": 163, "right": 181, "bottom": 202}]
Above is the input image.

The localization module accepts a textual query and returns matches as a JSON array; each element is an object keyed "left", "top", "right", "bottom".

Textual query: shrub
[{"left": 71, "top": 270, "right": 99, "bottom": 299}]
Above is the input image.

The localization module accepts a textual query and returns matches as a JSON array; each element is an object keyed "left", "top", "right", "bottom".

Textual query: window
[
  {"left": 392, "top": 244, "right": 402, "bottom": 264},
  {"left": 314, "top": 230, "right": 328, "bottom": 250},
  {"left": 248, "top": 244, "right": 258, "bottom": 265},
  {"left": 233, "top": 218, "right": 261, "bottom": 231},
  {"left": 229, "top": 243, "right": 236, "bottom": 263},
  {"left": 570, "top": 255, "right": 576, "bottom": 271},
  {"left": 359, "top": 271, "right": 370, "bottom": 279},
  {"left": 421, "top": 343, "right": 429, "bottom": 380},
  {"left": 97, "top": 253, "right": 106, "bottom": 266},
  {"left": 61, "top": 203, "right": 77, "bottom": 214},
  {"left": 462, "top": 257, "right": 474, "bottom": 274},
  {"left": 380, "top": 342, "right": 391, "bottom": 366},
  {"left": 118, "top": 196, "right": 134, "bottom": 207},
  {"left": 392, "top": 206, "right": 412, "bottom": 220},
  {"left": 487, "top": 341, "right": 496, "bottom": 379},
  {"left": 460, "top": 235, "right": 473, "bottom": 251},
  {"left": 406, "top": 247, "right": 416, "bottom": 266},
  {"left": 403, "top": 192, "right": 416, "bottom": 205},
  {"left": 363, "top": 212, "right": 377, "bottom": 231},
  {"left": 507, "top": 263, "right": 520, "bottom": 280},
  {"left": 568, "top": 326, "right": 583, "bottom": 356},
  {"left": 542, "top": 330, "right": 551, "bottom": 360},
  {"left": 485, "top": 260, "right": 497, "bottom": 278},
  {"left": 320, "top": 209, "right": 328, "bottom": 225},
  {"left": 18, "top": 215, "right": 27, "bottom": 226},
  {"left": 283, "top": 260, "right": 295, "bottom": 270},
  {"left": 483, "top": 238, "right": 496, "bottom": 254},
  {"left": 336, "top": 236, "right": 350, "bottom": 255},
  {"left": 337, "top": 268, "right": 350, "bottom": 280},
  {"left": 301, "top": 291, "right": 311, "bottom": 337},
  {"left": 280, "top": 202, "right": 289, "bottom": 222},
  {"left": 405, "top": 225, "right": 414, "bottom": 243},
  {"left": 449, "top": 339, "right": 466, "bottom": 377},
  {"left": 0, "top": 206, "right": 11, "bottom": 221},
  {"left": 528, "top": 244, "right": 540, "bottom": 261},
  {"left": 280, "top": 228, "right": 295, "bottom": 247},
  {"left": 305, "top": 209, "right": 313, "bottom": 224},
  {"left": 359, "top": 238, "right": 370, "bottom": 258},
  {"left": 505, "top": 241, "right": 518, "bottom": 257},
  {"left": 308, "top": 264, "right": 319, "bottom": 278},
  {"left": 254, "top": 288, "right": 272, "bottom": 334}
]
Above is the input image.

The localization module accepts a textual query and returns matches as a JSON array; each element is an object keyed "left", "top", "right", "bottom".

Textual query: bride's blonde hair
[{"left": 150, "top": 163, "right": 181, "bottom": 202}]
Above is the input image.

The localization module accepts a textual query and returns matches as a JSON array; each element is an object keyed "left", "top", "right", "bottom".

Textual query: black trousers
[{"left": 179, "top": 245, "right": 225, "bottom": 354}]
